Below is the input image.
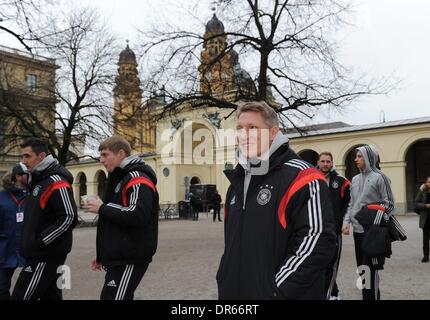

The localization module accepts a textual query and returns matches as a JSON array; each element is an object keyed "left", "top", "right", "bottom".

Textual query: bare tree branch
[
  {"left": 137, "top": 0, "right": 397, "bottom": 131},
  {"left": 0, "top": 5, "right": 119, "bottom": 165}
]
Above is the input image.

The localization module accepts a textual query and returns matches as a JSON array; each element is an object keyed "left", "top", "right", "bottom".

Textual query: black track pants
[
  {"left": 100, "top": 263, "right": 148, "bottom": 300},
  {"left": 11, "top": 257, "right": 66, "bottom": 300}
]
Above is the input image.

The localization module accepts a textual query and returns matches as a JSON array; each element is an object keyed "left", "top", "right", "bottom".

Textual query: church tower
[
  {"left": 113, "top": 42, "right": 156, "bottom": 153},
  {"left": 199, "top": 14, "right": 235, "bottom": 95},
  {"left": 113, "top": 42, "right": 142, "bottom": 151},
  {"left": 199, "top": 14, "right": 256, "bottom": 97}
]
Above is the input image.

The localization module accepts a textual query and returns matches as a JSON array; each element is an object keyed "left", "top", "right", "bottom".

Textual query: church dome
[
  {"left": 227, "top": 48, "right": 255, "bottom": 93},
  {"left": 205, "top": 14, "right": 224, "bottom": 34},
  {"left": 119, "top": 43, "right": 136, "bottom": 63},
  {"left": 229, "top": 49, "right": 239, "bottom": 66},
  {"left": 233, "top": 63, "right": 256, "bottom": 94}
]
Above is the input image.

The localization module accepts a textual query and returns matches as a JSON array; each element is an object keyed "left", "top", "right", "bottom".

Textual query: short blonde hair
[
  {"left": 99, "top": 136, "right": 132, "bottom": 156},
  {"left": 236, "top": 101, "right": 279, "bottom": 127}
]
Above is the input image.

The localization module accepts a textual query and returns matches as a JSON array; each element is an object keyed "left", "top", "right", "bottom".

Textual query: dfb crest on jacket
[
  {"left": 32, "top": 185, "right": 41, "bottom": 197},
  {"left": 114, "top": 183, "right": 121, "bottom": 193},
  {"left": 257, "top": 187, "right": 272, "bottom": 205}
]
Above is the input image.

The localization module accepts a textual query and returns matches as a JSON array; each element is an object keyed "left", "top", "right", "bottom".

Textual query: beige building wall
[
  {"left": 289, "top": 121, "right": 430, "bottom": 213},
  {"left": 0, "top": 45, "right": 57, "bottom": 177},
  {"left": 67, "top": 162, "right": 107, "bottom": 205},
  {"left": 65, "top": 114, "right": 430, "bottom": 215},
  {"left": 0, "top": 46, "right": 56, "bottom": 99},
  {"left": 153, "top": 106, "right": 236, "bottom": 205}
]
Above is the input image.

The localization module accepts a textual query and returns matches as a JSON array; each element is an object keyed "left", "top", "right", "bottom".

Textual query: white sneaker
[{"left": 329, "top": 295, "right": 341, "bottom": 300}]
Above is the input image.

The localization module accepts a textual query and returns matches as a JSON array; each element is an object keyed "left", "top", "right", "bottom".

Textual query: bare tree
[
  {"left": 0, "top": 0, "right": 55, "bottom": 52},
  {"left": 139, "top": 0, "right": 394, "bottom": 128},
  {"left": 0, "top": 6, "right": 118, "bottom": 165}
]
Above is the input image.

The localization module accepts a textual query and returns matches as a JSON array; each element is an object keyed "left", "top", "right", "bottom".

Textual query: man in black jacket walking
[
  {"left": 317, "top": 152, "right": 350, "bottom": 300},
  {"left": 189, "top": 192, "right": 199, "bottom": 221},
  {"left": 217, "top": 101, "right": 336, "bottom": 300},
  {"left": 211, "top": 190, "right": 222, "bottom": 222},
  {"left": 84, "top": 136, "right": 159, "bottom": 300},
  {"left": 12, "top": 138, "right": 78, "bottom": 300}
]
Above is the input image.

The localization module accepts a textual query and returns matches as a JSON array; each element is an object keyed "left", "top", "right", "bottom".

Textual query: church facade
[{"left": 64, "top": 15, "right": 430, "bottom": 214}]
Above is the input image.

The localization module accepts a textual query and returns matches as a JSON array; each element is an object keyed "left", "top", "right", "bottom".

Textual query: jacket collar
[
  {"left": 29, "top": 155, "right": 58, "bottom": 186},
  {"left": 31, "top": 155, "right": 58, "bottom": 173},
  {"left": 237, "top": 131, "right": 289, "bottom": 172},
  {"left": 225, "top": 139, "right": 297, "bottom": 185},
  {"left": 120, "top": 154, "right": 142, "bottom": 169}
]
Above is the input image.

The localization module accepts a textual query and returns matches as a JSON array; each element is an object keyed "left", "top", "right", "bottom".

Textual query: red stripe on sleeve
[
  {"left": 277, "top": 168, "right": 327, "bottom": 229},
  {"left": 122, "top": 176, "right": 156, "bottom": 207},
  {"left": 340, "top": 179, "right": 351, "bottom": 198},
  {"left": 367, "top": 204, "right": 385, "bottom": 212},
  {"left": 40, "top": 180, "right": 71, "bottom": 209}
]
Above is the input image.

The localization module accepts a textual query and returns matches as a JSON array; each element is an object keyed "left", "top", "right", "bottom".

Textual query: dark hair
[
  {"left": 20, "top": 138, "right": 49, "bottom": 155},
  {"left": 318, "top": 152, "right": 333, "bottom": 161}
]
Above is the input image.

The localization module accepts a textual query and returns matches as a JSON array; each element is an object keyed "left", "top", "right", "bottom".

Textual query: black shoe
[{"left": 422, "top": 257, "right": 429, "bottom": 263}]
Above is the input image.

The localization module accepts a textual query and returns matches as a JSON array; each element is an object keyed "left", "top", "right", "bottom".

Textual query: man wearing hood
[
  {"left": 317, "top": 152, "right": 350, "bottom": 300},
  {"left": 217, "top": 101, "right": 336, "bottom": 300},
  {"left": 342, "top": 145, "right": 405, "bottom": 300},
  {"left": 12, "top": 138, "right": 78, "bottom": 300},
  {"left": 84, "top": 136, "right": 159, "bottom": 300}
]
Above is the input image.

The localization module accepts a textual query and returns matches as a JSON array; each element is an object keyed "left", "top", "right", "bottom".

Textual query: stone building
[
  {"left": 0, "top": 45, "right": 58, "bottom": 179},
  {"left": 64, "top": 16, "right": 430, "bottom": 214}
]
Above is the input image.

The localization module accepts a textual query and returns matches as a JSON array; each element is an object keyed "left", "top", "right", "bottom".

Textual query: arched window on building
[
  {"left": 405, "top": 139, "right": 430, "bottom": 211},
  {"left": 190, "top": 176, "right": 201, "bottom": 185},
  {"left": 298, "top": 149, "right": 319, "bottom": 167},
  {"left": 95, "top": 170, "right": 107, "bottom": 199},
  {"left": 77, "top": 172, "right": 87, "bottom": 205}
]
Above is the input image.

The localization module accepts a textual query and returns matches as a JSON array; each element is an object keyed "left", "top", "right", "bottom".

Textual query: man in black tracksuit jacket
[
  {"left": 217, "top": 101, "right": 336, "bottom": 300},
  {"left": 84, "top": 136, "right": 159, "bottom": 300},
  {"left": 12, "top": 138, "right": 78, "bottom": 300},
  {"left": 317, "top": 152, "right": 350, "bottom": 300}
]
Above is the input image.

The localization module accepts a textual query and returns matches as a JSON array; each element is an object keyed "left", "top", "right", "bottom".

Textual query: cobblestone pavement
[{"left": 12, "top": 214, "right": 430, "bottom": 299}]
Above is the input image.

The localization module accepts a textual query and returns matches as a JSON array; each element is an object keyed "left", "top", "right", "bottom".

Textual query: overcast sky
[{"left": 2, "top": 0, "right": 429, "bottom": 126}]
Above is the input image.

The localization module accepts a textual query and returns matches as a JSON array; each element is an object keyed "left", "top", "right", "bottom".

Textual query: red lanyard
[{"left": 9, "top": 192, "right": 25, "bottom": 207}]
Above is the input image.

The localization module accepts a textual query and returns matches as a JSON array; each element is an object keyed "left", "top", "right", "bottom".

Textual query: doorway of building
[
  {"left": 190, "top": 176, "right": 201, "bottom": 185},
  {"left": 405, "top": 139, "right": 430, "bottom": 211}
]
